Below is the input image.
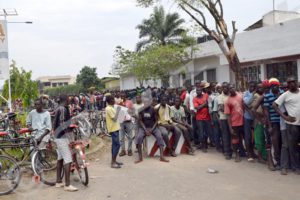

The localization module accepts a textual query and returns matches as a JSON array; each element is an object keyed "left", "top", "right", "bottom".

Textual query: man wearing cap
[
  {"left": 263, "top": 78, "right": 283, "bottom": 170},
  {"left": 273, "top": 76, "right": 300, "bottom": 175}
]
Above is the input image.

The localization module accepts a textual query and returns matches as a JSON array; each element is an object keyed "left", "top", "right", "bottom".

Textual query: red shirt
[
  {"left": 193, "top": 93, "right": 210, "bottom": 121},
  {"left": 224, "top": 93, "right": 244, "bottom": 127}
]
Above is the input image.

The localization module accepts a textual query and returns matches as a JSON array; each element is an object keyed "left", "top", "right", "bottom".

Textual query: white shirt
[
  {"left": 275, "top": 89, "right": 300, "bottom": 125},
  {"left": 189, "top": 89, "right": 197, "bottom": 111}
]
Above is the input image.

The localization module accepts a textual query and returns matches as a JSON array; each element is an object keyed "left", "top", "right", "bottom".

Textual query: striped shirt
[{"left": 263, "top": 90, "right": 283, "bottom": 123}]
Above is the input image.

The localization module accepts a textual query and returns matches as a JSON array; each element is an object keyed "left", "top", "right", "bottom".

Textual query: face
[
  {"left": 249, "top": 83, "right": 256, "bottom": 93},
  {"left": 196, "top": 88, "right": 203, "bottom": 96},
  {"left": 161, "top": 97, "right": 167, "bottom": 106},
  {"left": 175, "top": 99, "right": 181, "bottom": 107},
  {"left": 222, "top": 84, "right": 229, "bottom": 94},
  {"left": 287, "top": 79, "right": 297, "bottom": 91},
  {"left": 35, "top": 100, "right": 43, "bottom": 111},
  {"left": 256, "top": 84, "right": 264, "bottom": 95},
  {"left": 136, "top": 96, "right": 142, "bottom": 104},
  {"left": 271, "top": 85, "right": 279, "bottom": 93},
  {"left": 216, "top": 86, "right": 222, "bottom": 94},
  {"left": 229, "top": 85, "right": 236, "bottom": 96}
]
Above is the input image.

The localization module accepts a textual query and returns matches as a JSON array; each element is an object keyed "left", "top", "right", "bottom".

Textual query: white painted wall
[
  {"left": 263, "top": 11, "right": 300, "bottom": 26},
  {"left": 120, "top": 75, "right": 161, "bottom": 90}
]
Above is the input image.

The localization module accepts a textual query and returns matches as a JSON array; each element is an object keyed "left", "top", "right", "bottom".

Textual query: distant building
[
  {"left": 101, "top": 77, "right": 120, "bottom": 90},
  {"left": 120, "top": 10, "right": 300, "bottom": 90},
  {"left": 37, "top": 75, "right": 76, "bottom": 89}
]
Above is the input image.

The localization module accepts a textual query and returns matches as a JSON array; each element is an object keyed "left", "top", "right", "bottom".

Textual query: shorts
[{"left": 55, "top": 138, "right": 72, "bottom": 164}]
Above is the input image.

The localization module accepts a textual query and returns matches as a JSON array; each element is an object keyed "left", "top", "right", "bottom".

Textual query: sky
[{"left": 1, "top": 0, "right": 300, "bottom": 80}]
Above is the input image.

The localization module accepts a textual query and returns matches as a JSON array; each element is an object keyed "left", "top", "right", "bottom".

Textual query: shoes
[
  {"left": 55, "top": 182, "right": 64, "bottom": 188},
  {"left": 64, "top": 185, "right": 78, "bottom": 192},
  {"left": 127, "top": 150, "right": 133, "bottom": 156},
  {"left": 275, "top": 165, "right": 281, "bottom": 171},
  {"left": 170, "top": 150, "right": 177, "bottom": 157},
  {"left": 293, "top": 169, "right": 300, "bottom": 175},
  {"left": 119, "top": 150, "right": 126, "bottom": 157},
  {"left": 247, "top": 157, "right": 255, "bottom": 162},
  {"left": 225, "top": 155, "right": 232, "bottom": 160},
  {"left": 111, "top": 163, "right": 121, "bottom": 169},
  {"left": 116, "top": 161, "right": 124, "bottom": 166},
  {"left": 281, "top": 169, "right": 288, "bottom": 175}
]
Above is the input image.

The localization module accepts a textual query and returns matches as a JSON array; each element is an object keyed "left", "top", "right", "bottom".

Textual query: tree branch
[{"left": 231, "top": 21, "right": 238, "bottom": 43}]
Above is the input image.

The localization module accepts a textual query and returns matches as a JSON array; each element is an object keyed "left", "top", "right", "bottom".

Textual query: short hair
[
  {"left": 106, "top": 95, "right": 114, "bottom": 104},
  {"left": 59, "top": 94, "right": 68, "bottom": 104}
]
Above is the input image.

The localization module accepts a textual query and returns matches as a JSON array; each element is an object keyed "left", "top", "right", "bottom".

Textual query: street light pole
[{"left": 0, "top": 8, "right": 32, "bottom": 112}]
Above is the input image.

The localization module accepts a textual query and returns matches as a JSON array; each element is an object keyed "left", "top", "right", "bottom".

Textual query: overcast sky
[{"left": 1, "top": 0, "right": 300, "bottom": 80}]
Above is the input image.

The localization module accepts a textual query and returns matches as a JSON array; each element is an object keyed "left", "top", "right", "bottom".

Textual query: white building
[
  {"left": 120, "top": 10, "right": 300, "bottom": 90},
  {"left": 37, "top": 75, "right": 76, "bottom": 88}
]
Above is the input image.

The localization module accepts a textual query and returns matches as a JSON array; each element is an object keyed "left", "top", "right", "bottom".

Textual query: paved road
[{"left": 3, "top": 147, "right": 300, "bottom": 200}]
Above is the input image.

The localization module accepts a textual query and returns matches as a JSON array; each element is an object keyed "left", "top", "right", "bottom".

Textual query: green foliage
[
  {"left": 76, "top": 66, "right": 103, "bottom": 91},
  {"left": 1, "top": 60, "right": 39, "bottom": 108},
  {"left": 113, "top": 44, "right": 193, "bottom": 86},
  {"left": 136, "top": 6, "right": 187, "bottom": 51},
  {"left": 44, "top": 84, "right": 84, "bottom": 97}
]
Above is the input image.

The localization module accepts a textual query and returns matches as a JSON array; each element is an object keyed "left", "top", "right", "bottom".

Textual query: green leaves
[
  {"left": 76, "top": 66, "right": 102, "bottom": 91},
  {"left": 1, "top": 60, "right": 39, "bottom": 108}
]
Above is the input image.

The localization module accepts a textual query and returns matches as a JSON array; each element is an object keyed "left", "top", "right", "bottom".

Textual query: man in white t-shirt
[{"left": 273, "top": 76, "right": 300, "bottom": 174}]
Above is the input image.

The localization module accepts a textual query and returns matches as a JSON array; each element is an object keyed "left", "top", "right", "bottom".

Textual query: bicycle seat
[
  {"left": 18, "top": 128, "right": 33, "bottom": 135},
  {"left": 69, "top": 124, "right": 79, "bottom": 128},
  {"left": 0, "top": 131, "right": 8, "bottom": 137}
]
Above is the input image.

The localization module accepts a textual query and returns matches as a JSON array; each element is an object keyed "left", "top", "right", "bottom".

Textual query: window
[
  {"left": 52, "top": 83, "right": 57, "bottom": 87},
  {"left": 243, "top": 66, "right": 261, "bottom": 82},
  {"left": 194, "top": 71, "right": 204, "bottom": 82},
  {"left": 267, "top": 61, "right": 297, "bottom": 83},
  {"left": 207, "top": 69, "right": 216, "bottom": 82},
  {"left": 183, "top": 72, "right": 192, "bottom": 87},
  {"left": 43, "top": 82, "right": 51, "bottom": 87}
]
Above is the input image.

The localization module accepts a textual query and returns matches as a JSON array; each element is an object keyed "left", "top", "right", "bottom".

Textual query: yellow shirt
[
  {"left": 105, "top": 105, "right": 120, "bottom": 133},
  {"left": 157, "top": 105, "right": 172, "bottom": 125}
]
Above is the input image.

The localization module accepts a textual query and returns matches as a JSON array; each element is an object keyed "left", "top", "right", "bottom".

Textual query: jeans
[
  {"left": 244, "top": 118, "right": 254, "bottom": 157},
  {"left": 220, "top": 120, "right": 232, "bottom": 156},
  {"left": 159, "top": 125, "right": 181, "bottom": 151},
  {"left": 280, "top": 130, "right": 291, "bottom": 169},
  {"left": 287, "top": 124, "right": 300, "bottom": 170},
  {"left": 212, "top": 119, "right": 222, "bottom": 149},
  {"left": 135, "top": 127, "right": 165, "bottom": 147},
  {"left": 111, "top": 131, "right": 121, "bottom": 158},
  {"left": 196, "top": 120, "right": 212, "bottom": 148},
  {"left": 120, "top": 121, "right": 133, "bottom": 151},
  {"left": 232, "top": 126, "right": 246, "bottom": 155}
]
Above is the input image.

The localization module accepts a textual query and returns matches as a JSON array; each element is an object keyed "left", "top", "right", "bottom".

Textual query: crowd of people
[{"left": 104, "top": 76, "right": 300, "bottom": 176}]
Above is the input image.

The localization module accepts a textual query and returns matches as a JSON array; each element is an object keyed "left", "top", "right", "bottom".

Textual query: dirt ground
[{"left": 2, "top": 139, "right": 300, "bottom": 200}]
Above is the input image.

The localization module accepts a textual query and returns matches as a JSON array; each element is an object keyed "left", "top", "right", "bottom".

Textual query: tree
[
  {"left": 136, "top": 6, "right": 187, "bottom": 51},
  {"left": 44, "top": 84, "right": 84, "bottom": 97},
  {"left": 137, "top": 0, "right": 245, "bottom": 89},
  {"left": 76, "top": 66, "right": 102, "bottom": 91},
  {"left": 112, "top": 44, "right": 192, "bottom": 87},
  {"left": 1, "top": 60, "right": 39, "bottom": 108}
]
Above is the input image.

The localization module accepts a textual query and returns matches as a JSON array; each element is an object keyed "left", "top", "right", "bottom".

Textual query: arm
[
  {"left": 273, "top": 94, "right": 296, "bottom": 123},
  {"left": 26, "top": 112, "right": 32, "bottom": 128},
  {"left": 138, "top": 112, "right": 147, "bottom": 132},
  {"left": 243, "top": 91, "right": 254, "bottom": 106}
]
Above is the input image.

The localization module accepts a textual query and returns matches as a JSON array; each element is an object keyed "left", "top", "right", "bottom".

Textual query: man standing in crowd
[
  {"left": 105, "top": 95, "right": 122, "bottom": 169},
  {"left": 171, "top": 97, "right": 195, "bottom": 155},
  {"left": 156, "top": 95, "right": 181, "bottom": 157},
  {"left": 193, "top": 87, "right": 212, "bottom": 153},
  {"left": 53, "top": 94, "right": 78, "bottom": 192},
  {"left": 215, "top": 82, "right": 232, "bottom": 159},
  {"left": 243, "top": 81, "right": 257, "bottom": 162},
  {"left": 118, "top": 93, "right": 134, "bottom": 157},
  {"left": 273, "top": 76, "right": 300, "bottom": 175},
  {"left": 189, "top": 81, "right": 202, "bottom": 145},
  {"left": 263, "top": 78, "right": 283, "bottom": 170},
  {"left": 209, "top": 82, "right": 222, "bottom": 152},
  {"left": 224, "top": 85, "right": 245, "bottom": 162}
]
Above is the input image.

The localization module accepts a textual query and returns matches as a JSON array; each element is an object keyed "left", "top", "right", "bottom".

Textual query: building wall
[
  {"left": 105, "top": 80, "right": 120, "bottom": 90},
  {"left": 120, "top": 75, "right": 161, "bottom": 90}
]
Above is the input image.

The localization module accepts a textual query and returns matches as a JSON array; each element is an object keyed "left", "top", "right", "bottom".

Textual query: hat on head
[
  {"left": 200, "top": 80, "right": 210, "bottom": 89},
  {"left": 269, "top": 78, "right": 280, "bottom": 86},
  {"left": 262, "top": 79, "right": 270, "bottom": 88}
]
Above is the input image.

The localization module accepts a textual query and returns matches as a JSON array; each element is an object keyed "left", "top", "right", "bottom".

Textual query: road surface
[{"left": 2, "top": 144, "right": 300, "bottom": 200}]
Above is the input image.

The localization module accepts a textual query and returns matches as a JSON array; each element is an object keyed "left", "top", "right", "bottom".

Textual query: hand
[
  {"left": 146, "top": 129, "right": 151, "bottom": 136},
  {"left": 284, "top": 116, "right": 296, "bottom": 123}
]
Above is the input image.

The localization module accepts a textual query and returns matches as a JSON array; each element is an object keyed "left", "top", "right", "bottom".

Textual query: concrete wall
[{"left": 120, "top": 75, "right": 161, "bottom": 90}]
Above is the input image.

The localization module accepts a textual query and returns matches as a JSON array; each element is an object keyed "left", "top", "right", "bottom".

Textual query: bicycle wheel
[
  {"left": 74, "top": 149, "right": 88, "bottom": 186},
  {"left": 0, "top": 155, "right": 21, "bottom": 196},
  {"left": 32, "top": 147, "right": 58, "bottom": 186}
]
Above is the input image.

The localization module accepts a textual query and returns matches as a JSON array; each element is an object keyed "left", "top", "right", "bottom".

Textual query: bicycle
[
  {"left": 0, "top": 131, "right": 57, "bottom": 195},
  {"left": 98, "top": 110, "right": 110, "bottom": 137}
]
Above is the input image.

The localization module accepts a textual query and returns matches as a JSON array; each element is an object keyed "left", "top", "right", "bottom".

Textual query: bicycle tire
[
  {"left": 0, "top": 155, "right": 21, "bottom": 196},
  {"left": 75, "top": 149, "right": 89, "bottom": 186},
  {"left": 31, "top": 148, "right": 58, "bottom": 186}
]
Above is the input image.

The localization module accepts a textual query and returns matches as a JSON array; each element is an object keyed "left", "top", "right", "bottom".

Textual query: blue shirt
[
  {"left": 263, "top": 89, "right": 283, "bottom": 123},
  {"left": 243, "top": 90, "right": 254, "bottom": 120}
]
